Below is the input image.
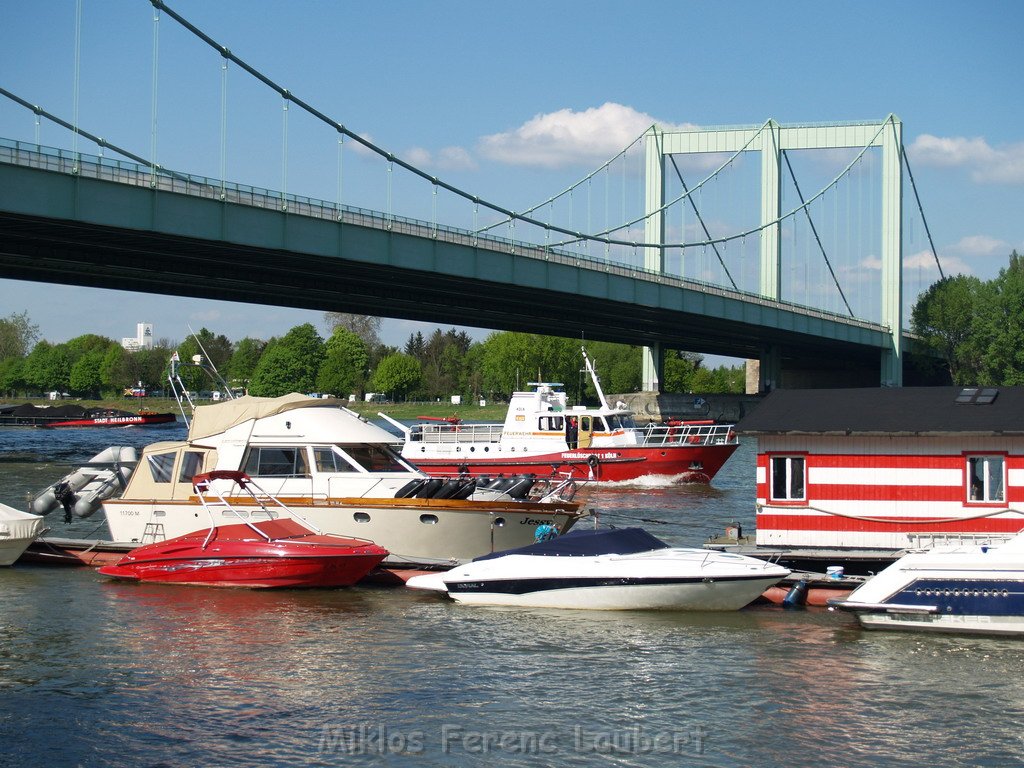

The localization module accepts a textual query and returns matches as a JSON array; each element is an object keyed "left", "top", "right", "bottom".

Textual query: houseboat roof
[{"left": 737, "top": 386, "right": 1024, "bottom": 436}]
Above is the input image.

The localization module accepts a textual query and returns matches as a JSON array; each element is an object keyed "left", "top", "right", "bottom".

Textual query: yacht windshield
[{"left": 336, "top": 444, "right": 413, "bottom": 473}]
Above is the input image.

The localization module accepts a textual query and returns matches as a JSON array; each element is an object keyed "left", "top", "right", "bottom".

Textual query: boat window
[
  {"left": 242, "top": 446, "right": 310, "bottom": 478},
  {"left": 146, "top": 453, "right": 176, "bottom": 483},
  {"left": 313, "top": 446, "right": 359, "bottom": 473},
  {"left": 770, "top": 456, "right": 805, "bottom": 501},
  {"left": 339, "top": 444, "right": 409, "bottom": 473},
  {"left": 592, "top": 416, "right": 606, "bottom": 431},
  {"left": 177, "top": 451, "right": 206, "bottom": 484},
  {"left": 538, "top": 416, "right": 564, "bottom": 431},
  {"left": 967, "top": 455, "right": 1004, "bottom": 502}
]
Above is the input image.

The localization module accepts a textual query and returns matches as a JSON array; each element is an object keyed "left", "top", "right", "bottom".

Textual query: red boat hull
[
  {"left": 410, "top": 443, "right": 739, "bottom": 483},
  {"left": 47, "top": 412, "right": 176, "bottom": 428},
  {"left": 98, "top": 519, "right": 388, "bottom": 588}
]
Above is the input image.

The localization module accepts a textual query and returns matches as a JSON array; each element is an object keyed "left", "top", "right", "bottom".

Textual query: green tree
[
  {"left": 69, "top": 351, "right": 106, "bottom": 397},
  {"left": 0, "top": 357, "right": 25, "bottom": 397},
  {"left": 316, "top": 327, "right": 369, "bottom": 397},
  {"left": 23, "top": 341, "right": 71, "bottom": 393},
  {"left": 371, "top": 353, "right": 422, "bottom": 401},
  {"left": 911, "top": 274, "right": 984, "bottom": 384},
  {"left": 977, "top": 251, "right": 1024, "bottom": 385},
  {"left": 0, "top": 310, "right": 39, "bottom": 360},
  {"left": 248, "top": 324, "right": 325, "bottom": 397},
  {"left": 226, "top": 337, "right": 267, "bottom": 392},
  {"left": 478, "top": 332, "right": 578, "bottom": 400}
]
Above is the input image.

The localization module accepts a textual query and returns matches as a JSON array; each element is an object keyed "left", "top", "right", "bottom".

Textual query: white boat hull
[
  {"left": 444, "top": 576, "right": 784, "bottom": 611},
  {"left": 410, "top": 545, "right": 790, "bottom": 611},
  {"left": 854, "top": 612, "right": 1024, "bottom": 636},
  {"left": 0, "top": 503, "right": 46, "bottom": 566},
  {"left": 829, "top": 532, "right": 1024, "bottom": 636}
]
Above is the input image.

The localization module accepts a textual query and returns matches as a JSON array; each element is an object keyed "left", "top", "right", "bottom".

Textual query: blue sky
[{"left": 1, "top": 0, "right": 1022, "bottom": 354}]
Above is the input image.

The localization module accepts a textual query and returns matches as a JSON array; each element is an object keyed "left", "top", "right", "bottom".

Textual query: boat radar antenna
[{"left": 581, "top": 347, "right": 611, "bottom": 410}]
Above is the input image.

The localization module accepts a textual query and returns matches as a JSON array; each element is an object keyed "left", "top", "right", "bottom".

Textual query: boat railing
[
  {"left": 907, "top": 531, "right": 1016, "bottom": 550},
  {"left": 634, "top": 422, "right": 737, "bottom": 448},
  {"left": 411, "top": 423, "right": 503, "bottom": 444}
]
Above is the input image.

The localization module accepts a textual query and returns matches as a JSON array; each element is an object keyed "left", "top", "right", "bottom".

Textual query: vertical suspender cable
[
  {"left": 72, "top": 0, "right": 82, "bottom": 170},
  {"left": 280, "top": 93, "right": 289, "bottom": 209},
  {"left": 219, "top": 54, "right": 228, "bottom": 198},
  {"left": 150, "top": 2, "right": 159, "bottom": 182},
  {"left": 336, "top": 132, "right": 344, "bottom": 218}
]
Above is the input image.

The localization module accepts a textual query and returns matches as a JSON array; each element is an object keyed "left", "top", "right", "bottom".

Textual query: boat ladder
[{"left": 141, "top": 522, "right": 166, "bottom": 544}]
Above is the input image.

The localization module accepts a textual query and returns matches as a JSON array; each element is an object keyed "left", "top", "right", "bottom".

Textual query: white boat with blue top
[
  {"left": 829, "top": 530, "right": 1024, "bottom": 636},
  {"left": 406, "top": 527, "right": 790, "bottom": 610}
]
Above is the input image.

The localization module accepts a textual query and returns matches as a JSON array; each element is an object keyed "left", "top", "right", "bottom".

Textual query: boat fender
[
  {"left": 782, "top": 578, "right": 810, "bottom": 609},
  {"left": 587, "top": 454, "right": 599, "bottom": 469},
  {"left": 394, "top": 478, "right": 427, "bottom": 498},
  {"left": 415, "top": 478, "right": 445, "bottom": 499},
  {"left": 534, "top": 523, "right": 559, "bottom": 542}
]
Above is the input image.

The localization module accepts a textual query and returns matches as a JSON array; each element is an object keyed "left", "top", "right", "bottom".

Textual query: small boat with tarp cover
[{"left": 406, "top": 527, "right": 789, "bottom": 610}]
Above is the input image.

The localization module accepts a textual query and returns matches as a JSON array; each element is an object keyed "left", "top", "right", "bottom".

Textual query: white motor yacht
[
  {"left": 829, "top": 530, "right": 1024, "bottom": 636},
  {"left": 96, "top": 394, "right": 583, "bottom": 569},
  {"left": 407, "top": 527, "right": 789, "bottom": 610}
]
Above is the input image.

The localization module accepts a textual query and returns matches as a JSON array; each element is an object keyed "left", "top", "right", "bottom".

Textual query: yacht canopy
[{"left": 187, "top": 394, "right": 397, "bottom": 443}]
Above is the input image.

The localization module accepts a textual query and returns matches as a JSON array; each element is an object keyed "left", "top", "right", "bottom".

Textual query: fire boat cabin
[{"left": 736, "top": 386, "right": 1024, "bottom": 561}]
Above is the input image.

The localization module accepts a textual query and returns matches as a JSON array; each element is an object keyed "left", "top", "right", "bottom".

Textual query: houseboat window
[
  {"left": 967, "top": 456, "right": 1004, "bottom": 502},
  {"left": 146, "top": 453, "right": 176, "bottom": 483},
  {"left": 177, "top": 451, "right": 205, "bottom": 484},
  {"left": 313, "top": 446, "right": 359, "bottom": 473},
  {"left": 243, "top": 446, "right": 310, "bottom": 478},
  {"left": 339, "top": 444, "right": 409, "bottom": 473},
  {"left": 538, "top": 416, "right": 565, "bottom": 431},
  {"left": 771, "top": 456, "right": 805, "bottom": 501}
]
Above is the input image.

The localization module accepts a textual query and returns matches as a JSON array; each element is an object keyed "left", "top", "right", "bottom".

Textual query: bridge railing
[{"left": 0, "top": 138, "right": 886, "bottom": 334}]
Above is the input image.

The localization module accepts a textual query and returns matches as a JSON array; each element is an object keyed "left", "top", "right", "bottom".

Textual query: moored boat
[
  {"left": 91, "top": 393, "right": 583, "bottom": 570},
  {"left": 406, "top": 527, "right": 789, "bottom": 610},
  {"left": 0, "top": 502, "right": 46, "bottom": 566},
  {"left": 0, "top": 403, "right": 175, "bottom": 428},
  {"left": 828, "top": 529, "right": 1024, "bottom": 635},
  {"left": 99, "top": 471, "right": 388, "bottom": 588},
  {"left": 384, "top": 348, "right": 739, "bottom": 484}
]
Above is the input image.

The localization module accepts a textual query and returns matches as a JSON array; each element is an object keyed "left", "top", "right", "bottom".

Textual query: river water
[{"left": 1, "top": 424, "right": 1022, "bottom": 767}]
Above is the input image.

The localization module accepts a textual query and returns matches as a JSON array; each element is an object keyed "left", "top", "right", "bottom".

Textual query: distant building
[{"left": 121, "top": 322, "right": 154, "bottom": 352}]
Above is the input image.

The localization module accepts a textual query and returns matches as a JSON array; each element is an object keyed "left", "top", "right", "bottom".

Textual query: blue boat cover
[{"left": 473, "top": 527, "right": 669, "bottom": 562}]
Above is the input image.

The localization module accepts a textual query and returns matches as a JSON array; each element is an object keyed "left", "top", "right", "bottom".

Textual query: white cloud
[
  {"left": 909, "top": 134, "right": 1024, "bottom": 184},
  {"left": 945, "top": 234, "right": 1011, "bottom": 258},
  {"left": 904, "top": 249, "right": 971, "bottom": 275},
  {"left": 477, "top": 102, "right": 693, "bottom": 169}
]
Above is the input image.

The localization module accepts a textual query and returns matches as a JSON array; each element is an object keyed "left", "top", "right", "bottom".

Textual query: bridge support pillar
[
  {"left": 880, "top": 118, "right": 904, "bottom": 386},
  {"left": 641, "top": 129, "right": 666, "bottom": 391},
  {"left": 759, "top": 121, "right": 782, "bottom": 300},
  {"left": 642, "top": 342, "right": 663, "bottom": 392},
  {"left": 759, "top": 346, "right": 782, "bottom": 393}
]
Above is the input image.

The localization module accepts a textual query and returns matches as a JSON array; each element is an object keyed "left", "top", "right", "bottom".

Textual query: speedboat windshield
[{"left": 473, "top": 527, "right": 669, "bottom": 561}]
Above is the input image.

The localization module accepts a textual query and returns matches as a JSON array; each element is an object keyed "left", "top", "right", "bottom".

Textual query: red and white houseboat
[
  {"left": 383, "top": 350, "right": 739, "bottom": 484},
  {"left": 721, "top": 386, "right": 1024, "bottom": 577}
]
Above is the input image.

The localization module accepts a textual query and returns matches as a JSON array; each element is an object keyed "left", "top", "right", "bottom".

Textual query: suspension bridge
[{"left": 0, "top": 1, "right": 946, "bottom": 391}]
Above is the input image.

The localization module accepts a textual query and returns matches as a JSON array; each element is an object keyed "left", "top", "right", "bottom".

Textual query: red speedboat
[{"left": 98, "top": 471, "right": 388, "bottom": 588}]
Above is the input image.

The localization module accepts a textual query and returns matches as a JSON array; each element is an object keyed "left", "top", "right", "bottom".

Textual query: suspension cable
[
  {"left": 781, "top": 149, "right": 854, "bottom": 316},
  {"left": 902, "top": 151, "right": 945, "bottom": 279},
  {"left": 667, "top": 155, "right": 737, "bottom": 290}
]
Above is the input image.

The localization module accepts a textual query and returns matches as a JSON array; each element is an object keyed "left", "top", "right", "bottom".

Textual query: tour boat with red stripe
[{"left": 384, "top": 348, "right": 739, "bottom": 484}]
